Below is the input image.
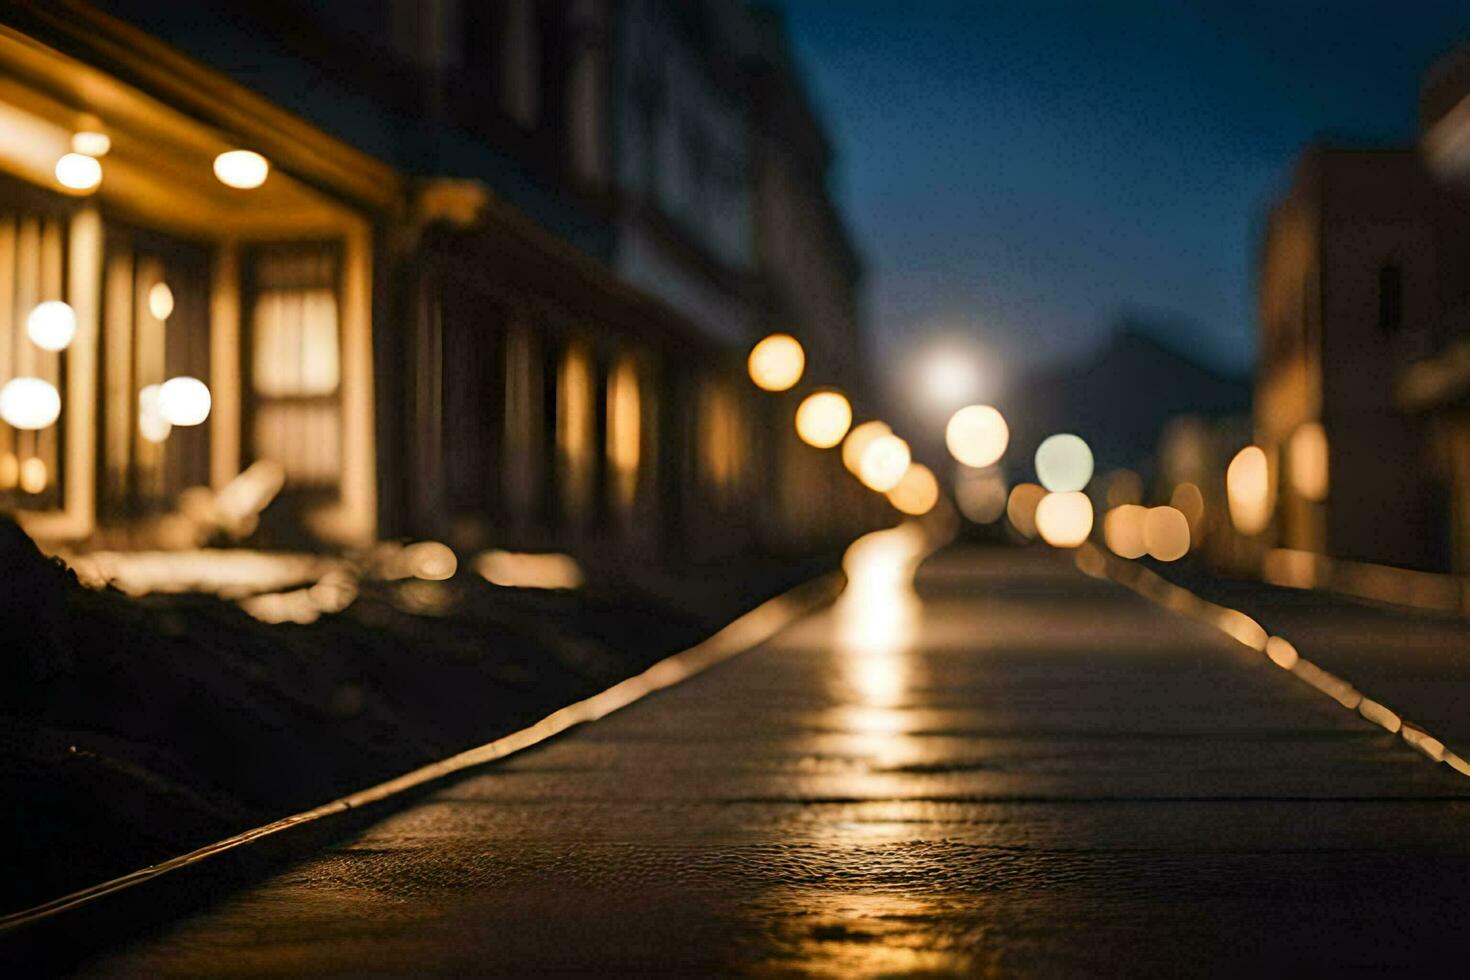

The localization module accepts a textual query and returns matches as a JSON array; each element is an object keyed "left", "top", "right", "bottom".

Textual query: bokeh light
[
  {"left": 1143, "top": 506, "right": 1190, "bottom": 561},
  {"left": 1035, "top": 491, "right": 1093, "bottom": 548},
  {"left": 1103, "top": 504, "right": 1148, "bottom": 558},
  {"left": 887, "top": 462, "right": 940, "bottom": 516},
  {"left": 148, "top": 282, "right": 175, "bottom": 321},
  {"left": 26, "top": 300, "right": 77, "bottom": 351},
  {"left": 54, "top": 152, "right": 101, "bottom": 192},
  {"left": 0, "top": 377, "right": 61, "bottom": 429},
  {"left": 747, "top": 333, "right": 805, "bottom": 392},
  {"left": 158, "top": 376, "right": 212, "bottom": 426},
  {"left": 1227, "top": 445, "right": 1272, "bottom": 535},
  {"left": 72, "top": 131, "right": 111, "bottom": 157},
  {"left": 858, "top": 433, "right": 911, "bottom": 492},
  {"left": 1034, "top": 433, "right": 1094, "bottom": 492},
  {"left": 1288, "top": 422, "right": 1328, "bottom": 502},
  {"left": 18, "top": 456, "right": 46, "bottom": 494},
  {"left": 403, "top": 541, "right": 457, "bottom": 581},
  {"left": 955, "top": 466, "right": 1008, "bottom": 523},
  {"left": 794, "top": 390, "right": 852, "bottom": 448},
  {"left": 843, "top": 419, "right": 891, "bottom": 474},
  {"left": 138, "top": 384, "right": 171, "bottom": 443},
  {"left": 1169, "top": 482, "right": 1205, "bottom": 532},
  {"left": 1005, "top": 482, "right": 1046, "bottom": 539},
  {"left": 944, "top": 404, "right": 1009, "bottom": 468},
  {"left": 213, "top": 149, "right": 270, "bottom": 189}
]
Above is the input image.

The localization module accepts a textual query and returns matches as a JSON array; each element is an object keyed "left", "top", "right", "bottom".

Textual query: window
[
  {"left": 1378, "top": 262, "right": 1402, "bottom": 333},
  {"left": 248, "top": 247, "right": 341, "bottom": 488}
]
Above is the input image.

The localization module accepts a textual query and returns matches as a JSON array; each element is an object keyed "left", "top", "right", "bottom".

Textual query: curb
[
  {"left": 1074, "top": 543, "right": 1470, "bottom": 780},
  {"left": 0, "top": 570, "right": 845, "bottom": 934}
]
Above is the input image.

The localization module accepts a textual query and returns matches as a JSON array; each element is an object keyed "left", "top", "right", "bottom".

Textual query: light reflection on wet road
[{"left": 89, "top": 535, "right": 1470, "bottom": 976}]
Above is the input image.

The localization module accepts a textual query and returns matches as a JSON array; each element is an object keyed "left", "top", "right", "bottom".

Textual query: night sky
[{"left": 779, "top": 1, "right": 1470, "bottom": 384}]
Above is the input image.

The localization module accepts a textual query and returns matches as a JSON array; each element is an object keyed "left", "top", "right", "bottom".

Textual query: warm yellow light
[
  {"left": 858, "top": 433, "right": 911, "bottom": 491},
  {"left": 747, "top": 333, "right": 805, "bottom": 392},
  {"left": 1035, "top": 491, "right": 1093, "bottom": 548},
  {"left": 842, "top": 419, "right": 890, "bottom": 474},
  {"left": 1005, "top": 482, "right": 1046, "bottom": 538},
  {"left": 1288, "top": 422, "right": 1328, "bottom": 502},
  {"left": 55, "top": 152, "right": 101, "bottom": 192},
  {"left": 475, "top": 550, "right": 584, "bottom": 590},
  {"left": 26, "top": 300, "right": 77, "bottom": 351},
  {"left": 403, "top": 541, "right": 457, "bottom": 581},
  {"left": 944, "top": 404, "right": 1009, "bottom": 468},
  {"left": 955, "top": 466, "right": 1007, "bottom": 523},
  {"left": 19, "top": 457, "right": 46, "bottom": 494},
  {"left": 607, "top": 358, "right": 641, "bottom": 508},
  {"left": 213, "top": 149, "right": 270, "bottom": 189},
  {"left": 138, "top": 384, "right": 171, "bottom": 443},
  {"left": 1143, "top": 506, "right": 1190, "bottom": 561},
  {"left": 1169, "top": 482, "right": 1205, "bottom": 531},
  {"left": 1034, "top": 433, "right": 1093, "bottom": 492},
  {"left": 72, "top": 131, "right": 111, "bottom": 157},
  {"left": 0, "top": 452, "right": 16, "bottom": 489},
  {"left": 148, "top": 282, "right": 175, "bottom": 321},
  {"left": 795, "top": 390, "right": 852, "bottom": 448},
  {"left": 1227, "top": 445, "right": 1272, "bottom": 535},
  {"left": 1103, "top": 503, "right": 1148, "bottom": 558},
  {"left": 886, "top": 462, "right": 940, "bottom": 516},
  {"left": 158, "top": 376, "right": 212, "bottom": 426},
  {"left": 0, "top": 377, "right": 61, "bottom": 429}
]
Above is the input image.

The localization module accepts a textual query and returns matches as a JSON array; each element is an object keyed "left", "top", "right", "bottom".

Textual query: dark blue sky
[{"left": 779, "top": 1, "right": 1470, "bottom": 379}]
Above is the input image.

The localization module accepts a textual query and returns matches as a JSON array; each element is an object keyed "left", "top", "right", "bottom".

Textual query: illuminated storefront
[{"left": 0, "top": 14, "right": 388, "bottom": 547}]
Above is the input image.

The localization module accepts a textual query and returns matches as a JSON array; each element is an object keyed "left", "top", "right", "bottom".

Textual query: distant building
[
  {"left": 1258, "top": 48, "right": 1470, "bottom": 573},
  {"left": 0, "top": 0, "right": 871, "bottom": 571}
]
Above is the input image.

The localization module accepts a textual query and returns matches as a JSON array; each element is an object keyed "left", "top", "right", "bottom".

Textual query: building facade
[
  {"left": 1257, "top": 48, "right": 1470, "bottom": 572},
  {"left": 0, "top": 0, "right": 872, "bottom": 575}
]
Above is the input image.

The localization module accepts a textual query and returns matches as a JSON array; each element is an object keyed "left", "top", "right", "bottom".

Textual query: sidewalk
[
  {"left": 68, "top": 541, "right": 1470, "bottom": 976},
  {"left": 1158, "top": 563, "right": 1470, "bottom": 752}
]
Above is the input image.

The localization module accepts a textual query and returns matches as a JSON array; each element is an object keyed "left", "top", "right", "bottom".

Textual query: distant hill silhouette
[{"left": 998, "top": 320, "right": 1250, "bottom": 478}]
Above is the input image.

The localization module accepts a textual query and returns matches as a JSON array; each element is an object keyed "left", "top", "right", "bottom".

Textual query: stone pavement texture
[{"left": 77, "top": 538, "right": 1470, "bottom": 976}]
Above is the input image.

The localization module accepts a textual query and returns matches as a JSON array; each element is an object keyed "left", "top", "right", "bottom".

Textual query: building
[
  {"left": 1257, "top": 49, "right": 1470, "bottom": 573},
  {"left": 0, "top": 0, "right": 872, "bottom": 576}
]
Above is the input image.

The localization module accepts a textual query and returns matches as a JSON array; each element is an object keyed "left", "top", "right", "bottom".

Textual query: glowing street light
[
  {"left": 26, "top": 301, "right": 77, "bottom": 351},
  {"left": 1143, "top": 506, "right": 1190, "bottom": 561},
  {"left": 55, "top": 152, "right": 101, "bottom": 192},
  {"left": 1227, "top": 445, "right": 1272, "bottom": 535},
  {"left": 158, "top": 376, "right": 212, "bottom": 426},
  {"left": 1035, "top": 491, "right": 1093, "bottom": 548},
  {"left": 887, "top": 462, "right": 939, "bottom": 516},
  {"left": 1006, "top": 482, "right": 1046, "bottom": 538},
  {"left": 747, "top": 333, "right": 805, "bottom": 392},
  {"left": 842, "top": 420, "right": 890, "bottom": 474},
  {"left": 1034, "top": 433, "right": 1093, "bottom": 492},
  {"left": 0, "top": 377, "right": 61, "bottom": 429},
  {"left": 1103, "top": 504, "right": 1148, "bottom": 558},
  {"left": 794, "top": 390, "right": 851, "bottom": 448},
  {"left": 213, "top": 149, "right": 270, "bottom": 189},
  {"left": 945, "top": 404, "right": 1009, "bottom": 468},
  {"left": 858, "top": 433, "right": 911, "bottom": 492}
]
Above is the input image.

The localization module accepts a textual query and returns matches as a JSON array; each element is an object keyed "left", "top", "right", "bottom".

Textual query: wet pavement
[{"left": 78, "top": 534, "right": 1470, "bottom": 975}]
